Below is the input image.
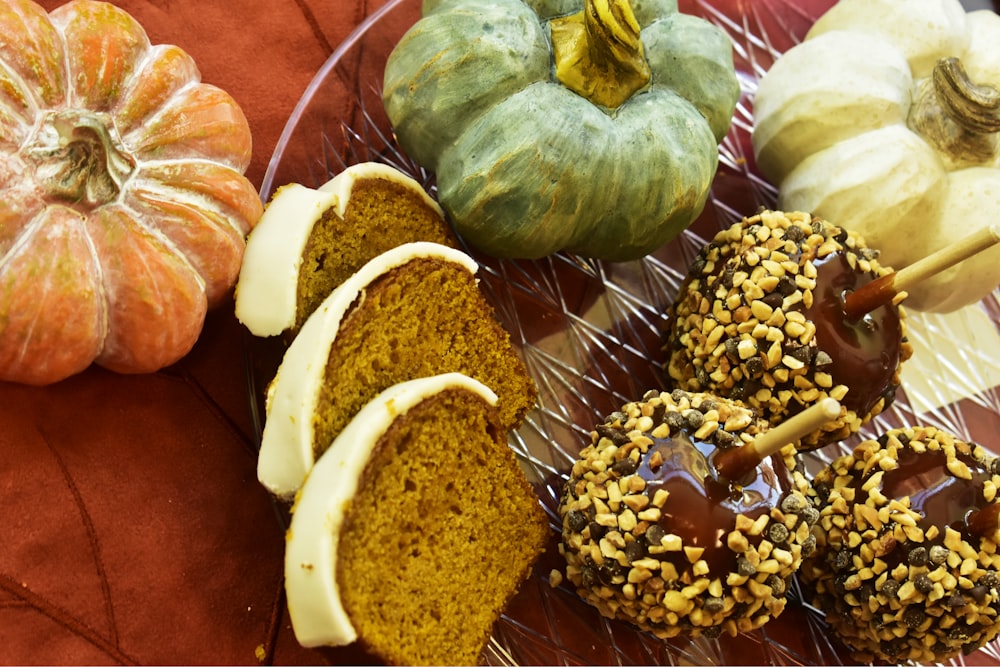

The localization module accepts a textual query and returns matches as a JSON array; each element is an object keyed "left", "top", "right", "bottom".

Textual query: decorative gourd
[
  {"left": 0, "top": 0, "right": 262, "bottom": 385},
  {"left": 382, "top": 0, "right": 739, "bottom": 261},
  {"left": 752, "top": 0, "right": 1000, "bottom": 313}
]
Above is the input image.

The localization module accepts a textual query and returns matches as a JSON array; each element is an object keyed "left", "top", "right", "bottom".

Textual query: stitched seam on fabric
[
  {"left": 0, "top": 573, "right": 136, "bottom": 664},
  {"left": 40, "top": 428, "right": 121, "bottom": 650},
  {"left": 163, "top": 364, "right": 262, "bottom": 458},
  {"left": 292, "top": 0, "right": 336, "bottom": 54}
]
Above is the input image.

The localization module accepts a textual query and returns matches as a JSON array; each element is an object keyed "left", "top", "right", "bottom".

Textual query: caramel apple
[
  {"left": 664, "top": 209, "right": 913, "bottom": 450},
  {"left": 801, "top": 425, "right": 1000, "bottom": 663},
  {"left": 556, "top": 388, "right": 822, "bottom": 639}
]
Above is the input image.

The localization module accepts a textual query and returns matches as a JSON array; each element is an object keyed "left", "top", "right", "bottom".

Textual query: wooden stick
[
  {"left": 843, "top": 224, "right": 1000, "bottom": 320},
  {"left": 714, "top": 398, "right": 841, "bottom": 482}
]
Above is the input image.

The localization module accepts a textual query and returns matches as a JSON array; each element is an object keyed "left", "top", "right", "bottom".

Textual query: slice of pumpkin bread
[
  {"left": 257, "top": 241, "right": 537, "bottom": 498},
  {"left": 284, "top": 373, "right": 549, "bottom": 665},
  {"left": 235, "top": 162, "right": 458, "bottom": 337}
]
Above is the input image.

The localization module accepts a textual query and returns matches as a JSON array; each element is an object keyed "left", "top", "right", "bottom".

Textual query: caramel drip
[
  {"left": 808, "top": 252, "right": 902, "bottom": 415},
  {"left": 637, "top": 432, "right": 786, "bottom": 574}
]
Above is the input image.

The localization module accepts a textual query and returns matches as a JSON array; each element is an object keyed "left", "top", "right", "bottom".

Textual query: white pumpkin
[{"left": 752, "top": 0, "right": 1000, "bottom": 313}]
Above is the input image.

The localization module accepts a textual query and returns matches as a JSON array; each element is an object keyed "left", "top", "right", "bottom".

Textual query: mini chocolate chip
[
  {"left": 683, "top": 410, "right": 704, "bottom": 429},
  {"left": 944, "top": 592, "right": 966, "bottom": 608},
  {"left": 737, "top": 557, "right": 756, "bottom": 576},
  {"left": 903, "top": 607, "right": 926, "bottom": 629},
  {"left": 671, "top": 389, "right": 687, "bottom": 402},
  {"left": 598, "top": 561, "right": 624, "bottom": 585},
  {"left": 698, "top": 399, "right": 717, "bottom": 414},
  {"left": 642, "top": 389, "right": 660, "bottom": 401},
  {"left": 588, "top": 521, "right": 607, "bottom": 541},
  {"left": 651, "top": 402, "right": 666, "bottom": 424},
  {"left": 800, "top": 534, "right": 817, "bottom": 558},
  {"left": 814, "top": 351, "right": 833, "bottom": 367},
  {"left": 860, "top": 581, "right": 876, "bottom": 600},
  {"left": 980, "top": 572, "right": 999, "bottom": 590},
  {"left": 624, "top": 541, "right": 645, "bottom": 563},
  {"left": 914, "top": 573, "right": 934, "bottom": 594},
  {"left": 567, "top": 510, "right": 589, "bottom": 533},
  {"left": 725, "top": 338, "right": 741, "bottom": 361},
  {"left": 785, "top": 225, "right": 805, "bottom": 242},
  {"left": 971, "top": 585, "right": 989, "bottom": 603},
  {"left": 721, "top": 265, "right": 737, "bottom": 288},
  {"left": 610, "top": 458, "right": 638, "bottom": 477},
  {"left": 704, "top": 596, "right": 725, "bottom": 612},
  {"left": 695, "top": 367, "right": 711, "bottom": 387},
  {"left": 776, "top": 276, "right": 798, "bottom": 296},
  {"left": 800, "top": 506, "right": 820, "bottom": 527},
  {"left": 581, "top": 565, "right": 598, "bottom": 588},
  {"left": 644, "top": 524, "right": 666, "bottom": 547},
  {"left": 929, "top": 545, "right": 950, "bottom": 566},
  {"left": 780, "top": 494, "right": 805, "bottom": 513},
  {"left": 598, "top": 423, "right": 630, "bottom": 447},
  {"left": 908, "top": 546, "right": 929, "bottom": 567},
  {"left": 703, "top": 626, "right": 722, "bottom": 640},
  {"left": 881, "top": 579, "right": 900, "bottom": 599},
  {"left": 830, "top": 550, "right": 852, "bottom": 572},
  {"left": 880, "top": 639, "right": 904, "bottom": 658},
  {"left": 690, "top": 256, "right": 707, "bottom": 276},
  {"left": 744, "top": 356, "right": 764, "bottom": 379},
  {"left": 714, "top": 430, "right": 737, "bottom": 449},
  {"left": 768, "top": 523, "right": 790, "bottom": 544},
  {"left": 766, "top": 574, "right": 786, "bottom": 596},
  {"left": 789, "top": 344, "right": 814, "bottom": 365},
  {"left": 761, "top": 291, "right": 784, "bottom": 309},
  {"left": 665, "top": 411, "right": 685, "bottom": 430}
]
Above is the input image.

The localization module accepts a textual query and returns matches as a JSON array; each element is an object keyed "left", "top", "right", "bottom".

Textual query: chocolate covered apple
[
  {"left": 801, "top": 425, "right": 1000, "bottom": 663},
  {"left": 664, "top": 209, "right": 913, "bottom": 450},
  {"left": 556, "top": 388, "right": 830, "bottom": 638}
]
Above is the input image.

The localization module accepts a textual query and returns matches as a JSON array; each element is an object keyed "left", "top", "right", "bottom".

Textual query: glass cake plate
[{"left": 249, "top": 0, "right": 1000, "bottom": 664}]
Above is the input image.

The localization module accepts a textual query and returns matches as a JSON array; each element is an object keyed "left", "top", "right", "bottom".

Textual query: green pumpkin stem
[
  {"left": 908, "top": 57, "right": 1000, "bottom": 169},
  {"left": 550, "top": 0, "right": 651, "bottom": 108}
]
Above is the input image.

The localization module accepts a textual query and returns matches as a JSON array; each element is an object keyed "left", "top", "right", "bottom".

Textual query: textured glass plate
[{"left": 251, "top": 0, "right": 1000, "bottom": 664}]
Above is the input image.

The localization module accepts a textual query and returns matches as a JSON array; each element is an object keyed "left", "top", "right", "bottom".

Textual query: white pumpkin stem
[
  {"left": 843, "top": 224, "right": 1000, "bottom": 320},
  {"left": 713, "top": 398, "right": 841, "bottom": 482},
  {"left": 909, "top": 57, "right": 1000, "bottom": 169}
]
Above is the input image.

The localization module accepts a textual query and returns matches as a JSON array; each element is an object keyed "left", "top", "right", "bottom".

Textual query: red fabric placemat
[{"left": 1, "top": 1, "right": 386, "bottom": 664}]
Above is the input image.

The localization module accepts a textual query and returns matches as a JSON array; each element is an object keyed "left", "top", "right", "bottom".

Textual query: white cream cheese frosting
[
  {"left": 283, "top": 372, "right": 498, "bottom": 648},
  {"left": 234, "top": 182, "right": 337, "bottom": 337},
  {"left": 317, "top": 161, "right": 443, "bottom": 218},
  {"left": 234, "top": 162, "right": 444, "bottom": 337},
  {"left": 256, "top": 241, "right": 479, "bottom": 499}
]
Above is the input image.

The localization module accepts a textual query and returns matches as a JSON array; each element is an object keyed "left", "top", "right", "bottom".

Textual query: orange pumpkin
[{"left": 0, "top": 0, "right": 262, "bottom": 385}]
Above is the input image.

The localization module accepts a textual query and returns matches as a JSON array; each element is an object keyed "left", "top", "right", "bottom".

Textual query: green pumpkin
[{"left": 383, "top": 0, "right": 739, "bottom": 261}]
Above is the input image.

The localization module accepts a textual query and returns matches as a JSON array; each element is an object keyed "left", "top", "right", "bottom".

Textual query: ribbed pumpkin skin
[
  {"left": 751, "top": 0, "right": 1000, "bottom": 313},
  {"left": 383, "top": 0, "right": 739, "bottom": 261},
  {"left": 0, "top": 0, "right": 262, "bottom": 385}
]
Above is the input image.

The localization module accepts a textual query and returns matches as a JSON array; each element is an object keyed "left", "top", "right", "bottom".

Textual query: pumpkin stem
[
  {"left": 23, "top": 109, "right": 136, "bottom": 209},
  {"left": 550, "top": 0, "right": 651, "bottom": 108},
  {"left": 908, "top": 57, "right": 1000, "bottom": 169}
]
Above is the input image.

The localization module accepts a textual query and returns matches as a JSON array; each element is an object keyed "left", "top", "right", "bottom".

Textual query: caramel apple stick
[
  {"left": 844, "top": 224, "right": 1000, "bottom": 320},
  {"left": 714, "top": 398, "right": 842, "bottom": 481}
]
